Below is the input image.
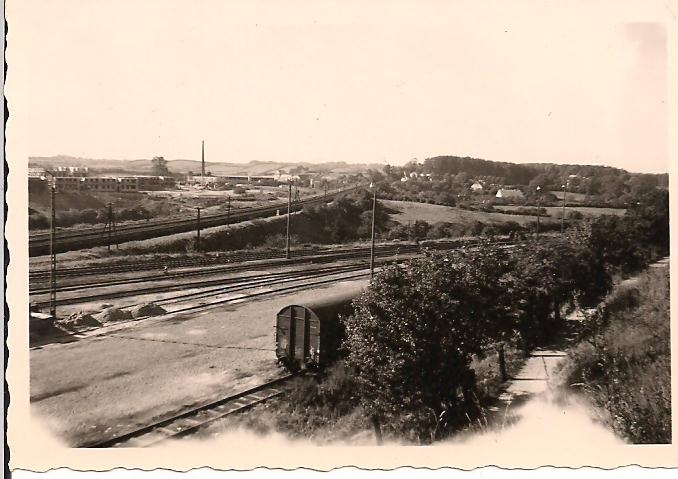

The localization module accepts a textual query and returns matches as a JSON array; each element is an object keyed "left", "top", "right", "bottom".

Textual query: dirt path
[
  {"left": 454, "top": 346, "right": 624, "bottom": 447},
  {"left": 455, "top": 257, "right": 669, "bottom": 447}
]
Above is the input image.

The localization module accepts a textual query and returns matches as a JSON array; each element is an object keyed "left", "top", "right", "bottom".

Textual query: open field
[
  {"left": 548, "top": 190, "right": 589, "bottom": 202},
  {"left": 383, "top": 200, "right": 626, "bottom": 226},
  {"left": 382, "top": 200, "right": 552, "bottom": 225},
  {"left": 494, "top": 205, "right": 626, "bottom": 218}
]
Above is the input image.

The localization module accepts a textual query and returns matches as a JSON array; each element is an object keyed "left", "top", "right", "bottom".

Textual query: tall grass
[{"left": 565, "top": 266, "right": 670, "bottom": 443}]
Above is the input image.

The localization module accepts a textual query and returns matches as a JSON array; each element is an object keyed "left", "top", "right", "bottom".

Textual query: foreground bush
[
  {"left": 565, "top": 266, "right": 670, "bottom": 443},
  {"left": 343, "top": 246, "right": 514, "bottom": 443}
]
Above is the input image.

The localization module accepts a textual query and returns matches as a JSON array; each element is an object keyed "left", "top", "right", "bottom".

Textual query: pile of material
[
  {"left": 58, "top": 312, "right": 101, "bottom": 329},
  {"left": 94, "top": 307, "right": 133, "bottom": 323},
  {"left": 130, "top": 303, "right": 166, "bottom": 319}
]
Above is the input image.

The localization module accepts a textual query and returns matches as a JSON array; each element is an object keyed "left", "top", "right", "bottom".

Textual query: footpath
[{"left": 458, "top": 257, "right": 669, "bottom": 447}]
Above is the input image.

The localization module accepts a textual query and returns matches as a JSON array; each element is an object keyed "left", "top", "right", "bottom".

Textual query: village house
[{"left": 495, "top": 188, "right": 525, "bottom": 201}]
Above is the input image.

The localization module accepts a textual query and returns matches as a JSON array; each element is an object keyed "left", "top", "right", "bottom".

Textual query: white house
[
  {"left": 470, "top": 182, "right": 484, "bottom": 192},
  {"left": 496, "top": 188, "right": 525, "bottom": 200}
]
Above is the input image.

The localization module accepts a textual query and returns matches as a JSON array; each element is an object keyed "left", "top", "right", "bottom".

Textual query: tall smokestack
[{"left": 201, "top": 140, "right": 205, "bottom": 177}]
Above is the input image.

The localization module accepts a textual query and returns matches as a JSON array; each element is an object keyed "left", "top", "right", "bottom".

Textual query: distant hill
[{"left": 27, "top": 156, "right": 380, "bottom": 176}]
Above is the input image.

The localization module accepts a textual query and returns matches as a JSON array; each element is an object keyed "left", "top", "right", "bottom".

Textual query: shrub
[
  {"left": 343, "top": 245, "right": 513, "bottom": 443},
  {"left": 566, "top": 267, "right": 670, "bottom": 443}
]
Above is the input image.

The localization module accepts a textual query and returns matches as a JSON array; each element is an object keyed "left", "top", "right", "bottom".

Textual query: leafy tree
[
  {"left": 151, "top": 156, "right": 170, "bottom": 176},
  {"left": 343, "top": 245, "right": 512, "bottom": 442}
]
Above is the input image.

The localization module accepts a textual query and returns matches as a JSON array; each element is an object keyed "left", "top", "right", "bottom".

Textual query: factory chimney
[{"left": 201, "top": 140, "right": 205, "bottom": 177}]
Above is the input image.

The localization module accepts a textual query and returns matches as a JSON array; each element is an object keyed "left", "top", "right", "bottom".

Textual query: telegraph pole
[
  {"left": 370, "top": 183, "right": 377, "bottom": 279},
  {"left": 49, "top": 179, "right": 57, "bottom": 318},
  {"left": 536, "top": 185, "right": 541, "bottom": 239},
  {"left": 196, "top": 207, "right": 201, "bottom": 251},
  {"left": 107, "top": 203, "right": 113, "bottom": 251},
  {"left": 113, "top": 214, "right": 118, "bottom": 249},
  {"left": 226, "top": 195, "right": 231, "bottom": 222},
  {"left": 286, "top": 180, "right": 292, "bottom": 259},
  {"left": 561, "top": 182, "right": 567, "bottom": 234}
]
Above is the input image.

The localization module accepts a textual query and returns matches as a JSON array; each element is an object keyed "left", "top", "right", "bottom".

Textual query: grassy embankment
[{"left": 562, "top": 263, "right": 670, "bottom": 443}]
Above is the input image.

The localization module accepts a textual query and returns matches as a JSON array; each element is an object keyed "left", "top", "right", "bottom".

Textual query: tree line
[{"left": 375, "top": 156, "right": 667, "bottom": 207}]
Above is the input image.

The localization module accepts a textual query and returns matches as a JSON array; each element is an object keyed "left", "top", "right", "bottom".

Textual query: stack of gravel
[
  {"left": 94, "top": 307, "right": 133, "bottom": 323},
  {"left": 58, "top": 312, "right": 102, "bottom": 329},
  {"left": 130, "top": 303, "right": 166, "bottom": 319}
]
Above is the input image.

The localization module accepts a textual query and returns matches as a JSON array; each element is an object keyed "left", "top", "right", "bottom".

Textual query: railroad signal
[
  {"left": 40, "top": 170, "right": 58, "bottom": 318},
  {"left": 50, "top": 179, "right": 57, "bottom": 317}
]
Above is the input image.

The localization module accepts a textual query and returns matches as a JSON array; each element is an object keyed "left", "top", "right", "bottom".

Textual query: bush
[
  {"left": 566, "top": 267, "right": 670, "bottom": 443},
  {"left": 343, "top": 245, "right": 513, "bottom": 443}
]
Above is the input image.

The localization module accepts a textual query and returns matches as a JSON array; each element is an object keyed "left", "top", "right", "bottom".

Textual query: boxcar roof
[
  {"left": 303, "top": 286, "right": 363, "bottom": 310},
  {"left": 277, "top": 285, "right": 364, "bottom": 318}
]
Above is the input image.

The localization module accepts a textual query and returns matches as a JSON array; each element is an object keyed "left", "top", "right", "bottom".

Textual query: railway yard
[
  {"left": 24, "top": 173, "right": 666, "bottom": 451},
  {"left": 30, "top": 250, "right": 372, "bottom": 447},
  {"left": 28, "top": 221, "right": 448, "bottom": 447}
]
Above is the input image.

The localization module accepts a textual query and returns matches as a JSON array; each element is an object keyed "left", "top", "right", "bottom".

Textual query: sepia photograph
[{"left": 4, "top": 0, "right": 676, "bottom": 473}]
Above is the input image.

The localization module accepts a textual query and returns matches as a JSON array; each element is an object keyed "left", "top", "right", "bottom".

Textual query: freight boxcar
[{"left": 275, "top": 288, "right": 361, "bottom": 371}]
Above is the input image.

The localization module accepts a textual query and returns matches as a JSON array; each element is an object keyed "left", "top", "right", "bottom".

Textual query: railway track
[
  {"left": 29, "top": 185, "right": 362, "bottom": 256},
  {"left": 30, "top": 262, "right": 376, "bottom": 308},
  {"left": 80, "top": 374, "right": 294, "bottom": 448},
  {"left": 28, "top": 264, "right": 375, "bottom": 351},
  {"left": 29, "top": 236, "right": 510, "bottom": 282},
  {"left": 29, "top": 243, "right": 424, "bottom": 292}
]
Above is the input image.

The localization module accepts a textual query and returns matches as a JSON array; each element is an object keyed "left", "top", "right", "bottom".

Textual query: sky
[{"left": 7, "top": 0, "right": 673, "bottom": 173}]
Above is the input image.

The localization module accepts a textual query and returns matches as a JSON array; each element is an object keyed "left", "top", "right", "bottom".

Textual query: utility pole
[
  {"left": 227, "top": 195, "right": 231, "bottom": 222},
  {"left": 114, "top": 213, "right": 118, "bottom": 249},
  {"left": 370, "top": 183, "right": 377, "bottom": 279},
  {"left": 561, "top": 182, "right": 567, "bottom": 234},
  {"left": 286, "top": 180, "right": 292, "bottom": 259},
  {"left": 107, "top": 203, "right": 113, "bottom": 251},
  {"left": 536, "top": 185, "right": 541, "bottom": 239},
  {"left": 49, "top": 178, "right": 57, "bottom": 318},
  {"left": 196, "top": 207, "right": 201, "bottom": 251}
]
